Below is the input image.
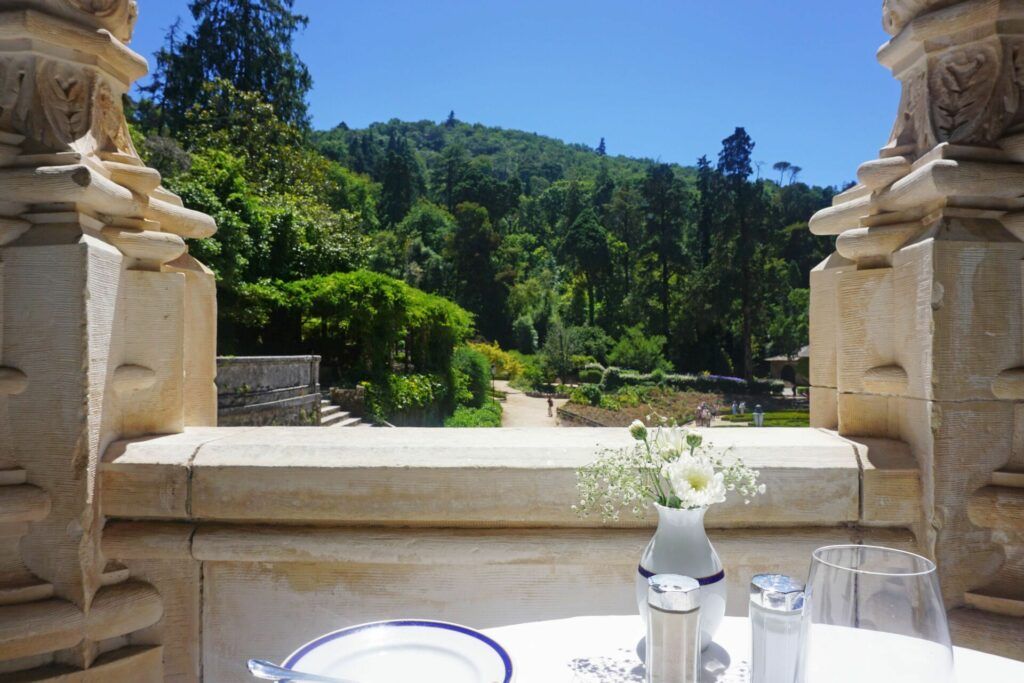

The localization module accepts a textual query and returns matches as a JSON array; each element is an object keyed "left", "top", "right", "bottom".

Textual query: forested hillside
[{"left": 132, "top": 0, "right": 840, "bottom": 390}]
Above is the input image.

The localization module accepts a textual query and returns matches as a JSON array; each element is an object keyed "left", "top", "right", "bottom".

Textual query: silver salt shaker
[
  {"left": 749, "top": 574, "right": 805, "bottom": 683},
  {"left": 646, "top": 574, "right": 701, "bottom": 683}
]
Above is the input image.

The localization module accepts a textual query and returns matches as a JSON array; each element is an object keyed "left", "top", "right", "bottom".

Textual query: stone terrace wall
[
  {"left": 217, "top": 356, "right": 321, "bottom": 427},
  {"left": 99, "top": 427, "right": 921, "bottom": 682}
]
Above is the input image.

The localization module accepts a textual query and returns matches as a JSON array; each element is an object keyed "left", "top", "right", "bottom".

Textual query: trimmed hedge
[{"left": 597, "top": 366, "right": 783, "bottom": 396}]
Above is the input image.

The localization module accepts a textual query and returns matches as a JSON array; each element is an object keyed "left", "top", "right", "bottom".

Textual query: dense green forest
[{"left": 132, "top": 0, "right": 839, "bottom": 399}]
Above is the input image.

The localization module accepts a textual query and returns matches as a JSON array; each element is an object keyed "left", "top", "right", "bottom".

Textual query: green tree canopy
[{"left": 144, "top": 0, "right": 313, "bottom": 131}]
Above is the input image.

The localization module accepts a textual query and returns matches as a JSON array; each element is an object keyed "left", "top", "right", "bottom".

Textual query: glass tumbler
[{"left": 796, "top": 545, "right": 954, "bottom": 683}]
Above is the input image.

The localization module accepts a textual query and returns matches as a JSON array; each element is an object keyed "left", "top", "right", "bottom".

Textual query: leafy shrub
[
  {"left": 570, "top": 384, "right": 604, "bottom": 407},
  {"left": 285, "top": 270, "right": 473, "bottom": 380},
  {"left": 542, "top": 321, "right": 580, "bottom": 379},
  {"left": 508, "top": 352, "right": 554, "bottom": 392},
  {"left": 749, "top": 377, "right": 786, "bottom": 396},
  {"left": 362, "top": 373, "right": 447, "bottom": 423},
  {"left": 570, "top": 355, "right": 598, "bottom": 371},
  {"left": 513, "top": 315, "right": 538, "bottom": 354},
  {"left": 599, "top": 367, "right": 783, "bottom": 396},
  {"left": 444, "top": 401, "right": 503, "bottom": 427},
  {"left": 469, "top": 341, "right": 524, "bottom": 380},
  {"left": 571, "top": 326, "right": 613, "bottom": 364},
  {"left": 581, "top": 384, "right": 650, "bottom": 411},
  {"left": 608, "top": 326, "right": 672, "bottom": 373},
  {"left": 451, "top": 346, "right": 492, "bottom": 408},
  {"left": 579, "top": 368, "right": 603, "bottom": 384}
]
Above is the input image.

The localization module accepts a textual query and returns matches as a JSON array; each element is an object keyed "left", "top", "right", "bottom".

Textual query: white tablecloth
[{"left": 483, "top": 615, "right": 1023, "bottom": 682}]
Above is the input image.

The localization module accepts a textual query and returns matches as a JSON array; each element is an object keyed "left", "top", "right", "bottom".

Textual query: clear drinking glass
[{"left": 796, "top": 545, "right": 954, "bottom": 683}]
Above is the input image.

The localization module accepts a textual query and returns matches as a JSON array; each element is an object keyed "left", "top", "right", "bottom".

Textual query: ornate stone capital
[
  {"left": 881, "top": 1, "right": 1024, "bottom": 156},
  {"left": 811, "top": 0, "right": 1024, "bottom": 256}
]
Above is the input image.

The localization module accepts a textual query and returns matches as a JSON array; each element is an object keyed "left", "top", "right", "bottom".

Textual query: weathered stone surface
[
  {"left": 196, "top": 527, "right": 915, "bottom": 683},
  {"left": 101, "top": 427, "right": 864, "bottom": 528},
  {"left": 807, "top": 0, "right": 1024, "bottom": 658},
  {"left": 0, "top": 0, "right": 213, "bottom": 676}
]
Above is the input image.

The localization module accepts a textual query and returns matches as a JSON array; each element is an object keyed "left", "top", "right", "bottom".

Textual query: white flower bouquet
[{"left": 574, "top": 420, "right": 765, "bottom": 521}]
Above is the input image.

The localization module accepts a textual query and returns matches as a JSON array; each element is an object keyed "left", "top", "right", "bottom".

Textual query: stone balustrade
[{"left": 92, "top": 426, "right": 920, "bottom": 682}]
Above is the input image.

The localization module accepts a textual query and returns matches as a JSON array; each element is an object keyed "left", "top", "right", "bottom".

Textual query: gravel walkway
[{"left": 494, "top": 380, "right": 568, "bottom": 428}]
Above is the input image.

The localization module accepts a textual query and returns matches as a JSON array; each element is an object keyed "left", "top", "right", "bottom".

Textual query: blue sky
[{"left": 130, "top": 1, "right": 899, "bottom": 188}]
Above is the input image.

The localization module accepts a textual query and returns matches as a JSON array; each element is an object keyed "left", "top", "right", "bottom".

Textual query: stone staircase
[
  {"left": 320, "top": 398, "right": 367, "bottom": 428},
  {"left": 950, "top": 470, "right": 1024, "bottom": 659}
]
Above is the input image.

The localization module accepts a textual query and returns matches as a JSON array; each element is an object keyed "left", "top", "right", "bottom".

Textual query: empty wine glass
[{"left": 796, "top": 545, "right": 954, "bottom": 683}]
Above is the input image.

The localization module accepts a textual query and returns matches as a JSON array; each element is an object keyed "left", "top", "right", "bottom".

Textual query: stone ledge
[
  {"left": 104, "top": 521, "right": 916, "bottom": 568},
  {"left": 98, "top": 427, "right": 912, "bottom": 529}
]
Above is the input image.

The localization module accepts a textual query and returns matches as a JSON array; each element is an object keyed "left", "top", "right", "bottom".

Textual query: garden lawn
[{"left": 719, "top": 411, "right": 810, "bottom": 428}]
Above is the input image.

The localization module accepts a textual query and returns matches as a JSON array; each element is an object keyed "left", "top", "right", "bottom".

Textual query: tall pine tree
[
  {"left": 145, "top": 0, "right": 313, "bottom": 131},
  {"left": 641, "top": 164, "right": 686, "bottom": 341}
]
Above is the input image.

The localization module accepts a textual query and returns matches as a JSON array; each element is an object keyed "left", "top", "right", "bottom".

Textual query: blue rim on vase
[
  {"left": 638, "top": 564, "right": 726, "bottom": 586},
  {"left": 282, "top": 619, "right": 514, "bottom": 683}
]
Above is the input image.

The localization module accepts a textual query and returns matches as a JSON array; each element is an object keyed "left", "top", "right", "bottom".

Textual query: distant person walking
[
  {"left": 547, "top": 396, "right": 554, "bottom": 418},
  {"left": 753, "top": 404, "right": 765, "bottom": 428},
  {"left": 731, "top": 401, "right": 738, "bottom": 416}
]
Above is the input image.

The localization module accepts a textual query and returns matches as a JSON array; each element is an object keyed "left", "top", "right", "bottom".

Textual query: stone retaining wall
[{"left": 216, "top": 356, "right": 321, "bottom": 426}]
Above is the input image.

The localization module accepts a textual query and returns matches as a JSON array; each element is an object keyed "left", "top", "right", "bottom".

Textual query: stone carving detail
[
  {"left": 94, "top": 81, "right": 131, "bottom": 155},
  {"left": 891, "top": 41, "right": 1024, "bottom": 154},
  {"left": 930, "top": 46, "right": 1000, "bottom": 143},
  {"left": 0, "top": 58, "right": 33, "bottom": 137},
  {"left": 36, "top": 60, "right": 93, "bottom": 150}
]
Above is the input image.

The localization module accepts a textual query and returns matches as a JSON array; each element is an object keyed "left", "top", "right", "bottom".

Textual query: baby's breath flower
[{"left": 575, "top": 421, "right": 767, "bottom": 521}]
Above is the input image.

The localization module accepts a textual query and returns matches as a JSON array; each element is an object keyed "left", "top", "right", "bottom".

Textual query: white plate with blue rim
[{"left": 281, "top": 620, "right": 514, "bottom": 683}]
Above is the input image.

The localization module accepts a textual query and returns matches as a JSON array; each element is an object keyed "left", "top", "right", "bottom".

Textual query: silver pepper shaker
[
  {"left": 749, "top": 574, "right": 805, "bottom": 683},
  {"left": 646, "top": 574, "right": 701, "bottom": 683}
]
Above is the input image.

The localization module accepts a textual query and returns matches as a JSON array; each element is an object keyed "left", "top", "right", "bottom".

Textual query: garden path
[{"left": 494, "top": 380, "right": 568, "bottom": 428}]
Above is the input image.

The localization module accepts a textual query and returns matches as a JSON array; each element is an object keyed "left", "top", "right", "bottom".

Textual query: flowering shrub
[
  {"left": 468, "top": 341, "right": 524, "bottom": 380},
  {"left": 574, "top": 422, "right": 765, "bottom": 522}
]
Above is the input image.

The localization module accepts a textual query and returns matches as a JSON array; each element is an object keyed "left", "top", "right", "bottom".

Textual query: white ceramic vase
[{"left": 635, "top": 504, "right": 726, "bottom": 651}]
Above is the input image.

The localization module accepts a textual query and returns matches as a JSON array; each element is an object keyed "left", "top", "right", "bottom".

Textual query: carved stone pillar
[
  {"left": 0, "top": 0, "right": 217, "bottom": 679},
  {"left": 811, "top": 0, "right": 1024, "bottom": 658}
]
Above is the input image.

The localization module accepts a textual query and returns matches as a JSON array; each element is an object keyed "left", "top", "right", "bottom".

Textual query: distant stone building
[{"left": 767, "top": 346, "right": 809, "bottom": 387}]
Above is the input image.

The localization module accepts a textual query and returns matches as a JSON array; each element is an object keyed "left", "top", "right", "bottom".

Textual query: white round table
[{"left": 483, "top": 615, "right": 1023, "bottom": 682}]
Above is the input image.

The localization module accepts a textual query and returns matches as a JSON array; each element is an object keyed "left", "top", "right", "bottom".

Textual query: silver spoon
[{"left": 247, "top": 659, "right": 360, "bottom": 683}]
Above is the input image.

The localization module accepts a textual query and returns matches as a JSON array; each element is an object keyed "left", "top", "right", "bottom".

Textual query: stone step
[
  {"left": 320, "top": 410, "right": 352, "bottom": 427},
  {"left": 948, "top": 607, "right": 1024, "bottom": 662},
  {"left": 968, "top": 485, "right": 1024, "bottom": 531},
  {"left": 321, "top": 404, "right": 342, "bottom": 418},
  {"left": 331, "top": 416, "right": 363, "bottom": 428}
]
